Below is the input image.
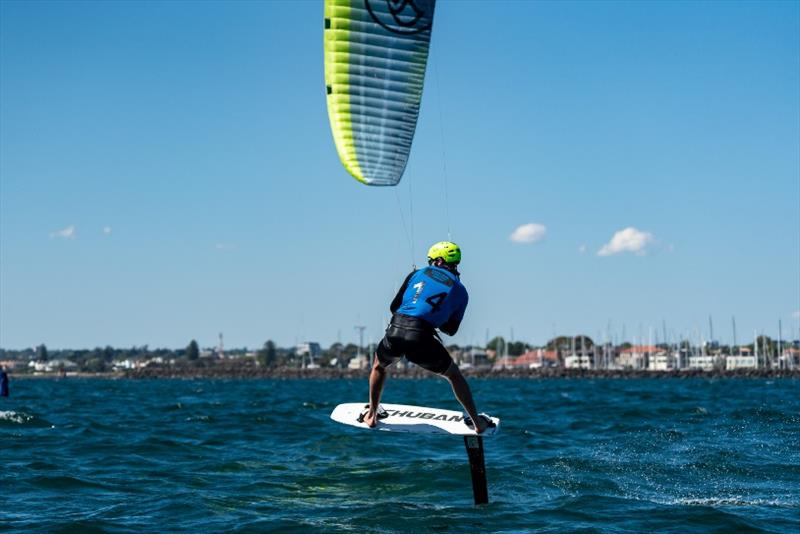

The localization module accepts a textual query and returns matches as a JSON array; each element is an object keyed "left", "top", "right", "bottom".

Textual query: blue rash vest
[{"left": 390, "top": 266, "right": 468, "bottom": 335}]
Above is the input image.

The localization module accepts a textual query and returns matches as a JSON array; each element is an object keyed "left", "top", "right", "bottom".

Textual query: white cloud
[
  {"left": 578, "top": 244, "right": 587, "bottom": 254},
  {"left": 510, "top": 223, "right": 547, "bottom": 244},
  {"left": 792, "top": 310, "right": 800, "bottom": 320},
  {"left": 50, "top": 225, "right": 76, "bottom": 239},
  {"left": 103, "top": 226, "right": 112, "bottom": 236},
  {"left": 215, "top": 243, "right": 236, "bottom": 250},
  {"left": 598, "top": 227, "right": 654, "bottom": 256}
]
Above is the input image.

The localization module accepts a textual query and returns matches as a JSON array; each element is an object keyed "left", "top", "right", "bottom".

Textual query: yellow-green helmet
[{"left": 427, "top": 241, "right": 461, "bottom": 264}]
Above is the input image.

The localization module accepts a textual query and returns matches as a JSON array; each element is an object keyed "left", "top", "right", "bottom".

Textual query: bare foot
[
  {"left": 474, "top": 415, "right": 489, "bottom": 434},
  {"left": 469, "top": 414, "right": 493, "bottom": 434},
  {"left": 363, "top": 409, "right": 378, "bottom": 428}
]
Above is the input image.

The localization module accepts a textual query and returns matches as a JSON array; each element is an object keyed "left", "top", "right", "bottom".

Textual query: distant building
[
  {"left": 779, "top": 348, "right": 799, "bottom": 369},
  {"left": 592, "top": 344, "right": 617, "bottom": 370},
  {"left": 348, "top": 354, "right": 368, "bottom": 370},
  {"left": 726, "top": 355, "right": 757, "bottom": 370},
  {"left": 513, "top": 349, "right": 555, "bottom": 369},
  {"left": 564, "top": 353, "right": 592, "bottom": 369},
  {"left": 512, "top": 349, "right": 557, "bottom": 369},
  {"left": 113, "top": 359, "right": 152, "bottom": 371},
  {"left": 296, "top": 342, "right": 322, "bottom": 368},
  {"left": 617, "top": 346, "right": 658, "bottom": 370},
  {"left": 455, "top": 347, "right": 490, "bottom": 369},
  {"left": 647, "top": 350, "right": 674, "bottom": 371},
  {"left": 296, "top": 342, "right": 322, "bottom": 359},
  {"left": 0, "top": 360, "right": 23, "bottom": 371},
  {"left": 688, "top": 355, "right": 716, "bottom": 371},
  {"left": 28, "top": 359, "right": 78, "bottom": 373},
  {"left": 492, "top": 355, "right": 516, "bottom": 370}
]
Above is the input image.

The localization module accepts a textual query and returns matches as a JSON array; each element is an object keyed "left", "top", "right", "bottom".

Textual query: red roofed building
[
  {"left": 780, "top": 347, "right": 800, "bottom": 369},
  {"left": 617, "top": 345, "right": 660, "bottom": 370},
  {"left": 511, "top": 349, "right": 558, "bottom": 369}
]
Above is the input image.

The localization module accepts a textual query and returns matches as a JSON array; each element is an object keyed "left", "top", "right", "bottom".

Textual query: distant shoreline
[{"left": 9, "top": 367, "right": 800, "bottom": 380}]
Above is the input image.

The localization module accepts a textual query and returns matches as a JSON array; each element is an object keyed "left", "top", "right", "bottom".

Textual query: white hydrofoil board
[{"left": 330, "top": 403, "right": 500, "bottom": 437}]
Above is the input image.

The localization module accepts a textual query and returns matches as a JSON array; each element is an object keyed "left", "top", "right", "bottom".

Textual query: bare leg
[
  {"left": 442, "top": 363, "right": 489, "bottom": 434},
  {"left": 363, "top": 354, "right": 387, "bottom": 428}
]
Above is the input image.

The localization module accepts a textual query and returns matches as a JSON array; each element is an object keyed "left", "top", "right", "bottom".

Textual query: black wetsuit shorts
[{"left": 375, "top": 314, "right": 454, "bottom": 375}]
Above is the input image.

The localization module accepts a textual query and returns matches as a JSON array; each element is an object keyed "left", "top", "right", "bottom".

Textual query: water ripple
[{"left": 0, "top": 378, "right": 797, "bottom": 532}]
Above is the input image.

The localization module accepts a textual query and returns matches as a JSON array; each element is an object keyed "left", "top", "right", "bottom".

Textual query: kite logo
[{"left": 365, "top": 0, "right": 434, "bottom": 35}]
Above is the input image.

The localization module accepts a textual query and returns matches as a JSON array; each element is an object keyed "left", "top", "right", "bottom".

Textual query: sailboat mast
[{"left": 709, "top": 315, "right": 714, "bottom": 345}]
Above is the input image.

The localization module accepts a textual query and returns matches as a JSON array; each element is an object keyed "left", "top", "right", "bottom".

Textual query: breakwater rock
[{"left": 123, "top": 362, "right": 800, "bottom": 380}]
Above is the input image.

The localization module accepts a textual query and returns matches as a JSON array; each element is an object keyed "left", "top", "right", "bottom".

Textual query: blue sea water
[{"left": 1, "top": 378, "right": 799, "bottom": 533}]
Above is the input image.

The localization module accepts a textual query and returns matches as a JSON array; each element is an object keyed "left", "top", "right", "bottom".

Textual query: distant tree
[
  {"left": 546, "top": 336, "right": 571, "bottom": 352},
  {"left": 316, "top": 352, "right": 333, "bottom": 367},
  {"left": 323, "top": 343, "right": 345, "bottom": 368},
  {"left": 574, "top": 335, "right": 595, "bottom": 350},
  {"left": 275, "top": 347, "right": 292, "bottom": 366},
  {"left": 85, "top": 358, "right": 106, "bottom": 373},
  {"left": 508, "top": 341, "right": 528, "bottom": 356},
  {"left": 103, "top": 346, "right": 115, "bottom": 363},
  {"left": 257, "top": 340, "right": 277, "bottom": 367},
  {"left": 36, "top": 344, "right": 48, "bottom": 362},
  {"left": 286, "top": 347, "right": 298, "bottom": 366},
  {"left": 487, "top": 336, "right": 506, "bottom": 353},
  {"left": 756, "top": 336, "right": 776, "bottom": 356},
  {"left": 755, "top": 336, "right": 779, "bottom": 366},
  {"left": 187, "top": 340, "right": 200, "bottom": 360}
]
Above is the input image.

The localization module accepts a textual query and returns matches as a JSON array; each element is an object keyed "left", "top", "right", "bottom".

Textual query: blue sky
[{"left": 1, "top": 0, "right": 798, "bottom": 350}]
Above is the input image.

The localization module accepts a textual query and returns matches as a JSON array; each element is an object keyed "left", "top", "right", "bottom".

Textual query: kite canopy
[{"left": 324, "top": 0, "right": 436, "bottom": 186}]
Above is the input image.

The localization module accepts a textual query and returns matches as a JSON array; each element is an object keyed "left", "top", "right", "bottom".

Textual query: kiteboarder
[
  {"left": 0, "top": 366, "right": 9, "bottom": 397},
  {"left": 362, "top": 241, "right": 491, "bottom": 434}
]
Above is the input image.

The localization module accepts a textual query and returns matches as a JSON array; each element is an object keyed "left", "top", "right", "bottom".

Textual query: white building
[
  {"left": 296, "top": 342, "right": 322, "bottom": 358},
  {"left": 348, "top": 354, "right": 368, "bottom": 370},
  {"left": 296, "top": 342, "right": 322, "bottom": 368},
  {"left": 648, "top": 351, "right": 674, "bottom": 371},
  {"left": 688, "top": 355, "right": 716, "bottom": 371},
  {"left": 564, "top": 353, "right": 592, "bottom": 369},
  {"left": 726, "top": 355, "right": 757, "bottom": 370},
  {"left": 779, "top": 348, "right": 799, "bottom": 369},
  {"left": 617, "top": 346, "right": 658, "bottom": 370},
  {"left": 28, "top": 359, "right": 78, "bottom": 373},
  {"left": 456, "top": 347, "right": 490, "bottom": 369},
  {"left": 512, "top": 349, "right": 556, "bottom": 369},
  {"left": 492, "top": 355, "right": 516, "bottom": 370}
]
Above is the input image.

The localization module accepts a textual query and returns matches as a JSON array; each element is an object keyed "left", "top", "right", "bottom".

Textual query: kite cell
[{"left": 324, "top": 0, "right": 436, "bottom": 186}]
